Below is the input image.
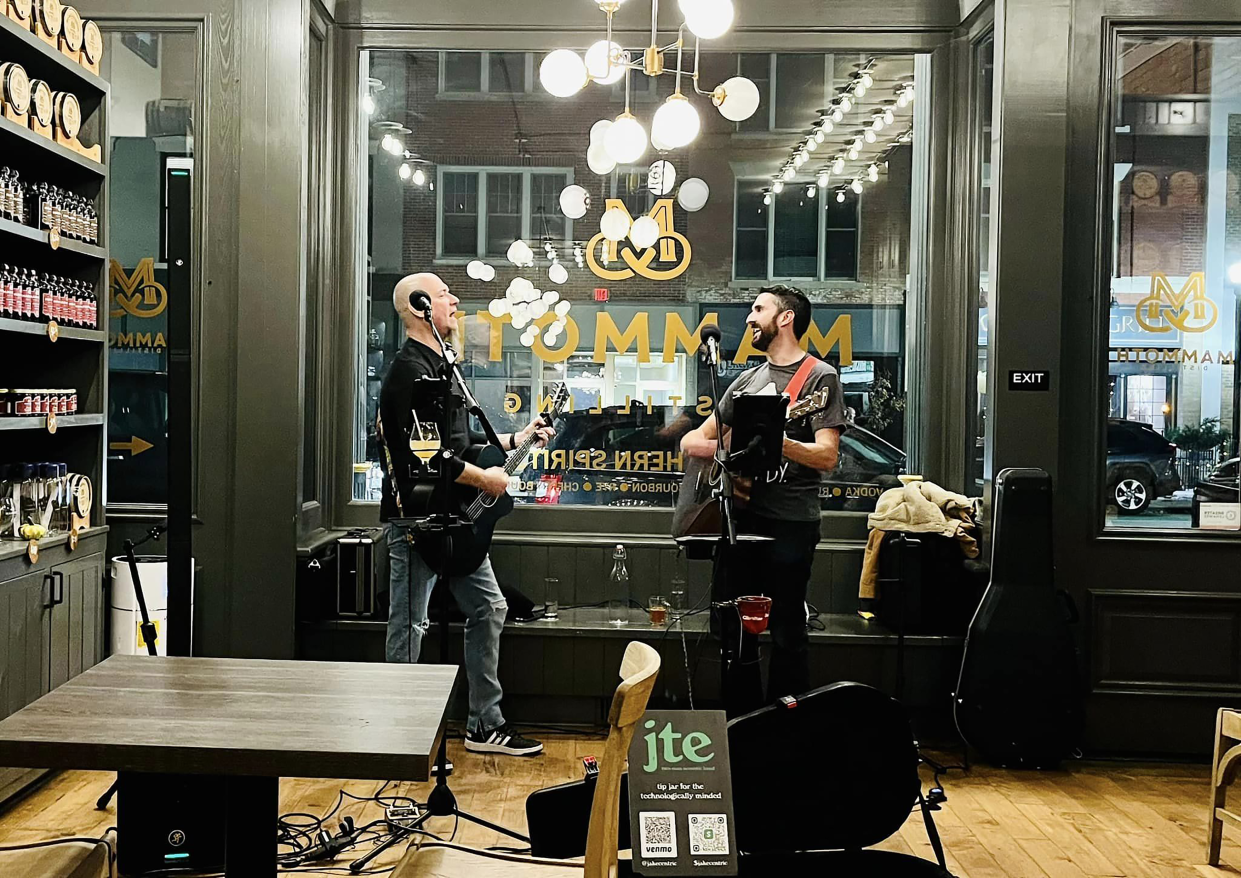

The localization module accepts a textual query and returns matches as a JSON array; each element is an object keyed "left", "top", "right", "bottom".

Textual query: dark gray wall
[{"left": 81, "top": 0, "right": 309, "bottom": 659}]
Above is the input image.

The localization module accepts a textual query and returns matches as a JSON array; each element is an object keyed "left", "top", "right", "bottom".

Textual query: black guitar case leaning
[{"left": 954, "top": 467, "right": 1083, "bottom": 768}]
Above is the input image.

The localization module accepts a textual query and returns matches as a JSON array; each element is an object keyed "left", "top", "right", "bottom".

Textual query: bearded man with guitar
[
  {"left": 679, "top": 285, "right": 848, "bottom": 716},
  {"left": 378, "top": 273, "right": 553, "bottom": 757}
]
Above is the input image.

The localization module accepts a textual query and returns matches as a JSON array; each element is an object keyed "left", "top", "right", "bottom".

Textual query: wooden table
[{"left": 0, "top": 655, "right": 458, "bottom": 875}]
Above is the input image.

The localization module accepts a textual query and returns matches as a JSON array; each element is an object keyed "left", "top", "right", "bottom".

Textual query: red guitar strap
[{"left": 784, "top": 354, "right": 820, "bottom": 407}]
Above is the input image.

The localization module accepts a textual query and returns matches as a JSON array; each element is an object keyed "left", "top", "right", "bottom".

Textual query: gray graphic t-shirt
[{"left": 716, "top": 356, "right": 848, "bottom": 522}]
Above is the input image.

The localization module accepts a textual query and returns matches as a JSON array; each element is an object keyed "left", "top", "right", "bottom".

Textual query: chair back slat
[{"left": 585, "top": 642, "right": 660, "bottom": 878}]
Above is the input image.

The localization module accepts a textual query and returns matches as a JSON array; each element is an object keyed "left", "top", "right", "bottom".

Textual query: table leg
[{"left": 224, "top": 775, "right": 278, "bottom": 876}]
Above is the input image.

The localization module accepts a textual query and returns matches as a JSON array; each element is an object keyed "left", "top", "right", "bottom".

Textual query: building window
[
  {"left": 359, "top": 49, "right": 925, "bottom": 516},
  {"left": 735, "top": 181, "right": 859, "bottom": 281},
  {"left": 436, "top": 168, "right": 573, "bottom": 259},
  {"left": 439, "top": 51, "right": 532, "bottom": 94},
  {"left": 1105, "top": 35, "right": 1241, "bottom": 531}
]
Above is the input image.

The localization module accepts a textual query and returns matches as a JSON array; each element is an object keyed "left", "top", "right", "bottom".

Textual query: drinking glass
[
  {"left": 544, "top": 578, "right": 560, "bottom": 620},
  {"left": 648, "top": 595, "right": 668, "bottom": 627}
]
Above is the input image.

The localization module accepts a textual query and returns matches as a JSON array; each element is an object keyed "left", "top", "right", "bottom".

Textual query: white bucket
[{"left": 110, "top": 556, "right": 194, "bottom": 656}]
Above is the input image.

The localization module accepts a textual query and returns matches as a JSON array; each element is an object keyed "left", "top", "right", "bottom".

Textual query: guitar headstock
[
  {"left": 542, "top": 382, "right": 571, "bottom": 426},
  {"left": 788, "top": 388, "right": 830, "bottom": 421}
]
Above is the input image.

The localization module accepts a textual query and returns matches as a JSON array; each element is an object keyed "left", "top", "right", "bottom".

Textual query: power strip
[{"left": 386, "top": 803, "right": 422, "bottom": 831}]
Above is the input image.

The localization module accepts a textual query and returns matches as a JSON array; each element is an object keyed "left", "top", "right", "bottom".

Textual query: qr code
[
  {"left": 688, "top": 814, "right": 730, "bottom": 855},
  {"left": 639, "top": 811, "right": 677, "bottom": 858}
]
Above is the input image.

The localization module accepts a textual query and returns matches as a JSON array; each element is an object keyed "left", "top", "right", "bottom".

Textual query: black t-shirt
[
  {"left": 378, "top": 337, "right": 472, "bottom": 522},
  {"left": 716, "top": 356, "right": 848, "bottom": 521}
]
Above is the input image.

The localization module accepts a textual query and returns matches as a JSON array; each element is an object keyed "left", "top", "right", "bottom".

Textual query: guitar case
[{"left": 954, "top": 467, "right": 1083, "bottom": 768}]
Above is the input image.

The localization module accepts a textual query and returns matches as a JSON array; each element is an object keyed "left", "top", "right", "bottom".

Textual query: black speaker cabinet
[
  {"left": 117, "top": 772, "right": 228, "bottom": 875},
  {"left": 337, "top": 528, "right": 388, "bottom": 618}
]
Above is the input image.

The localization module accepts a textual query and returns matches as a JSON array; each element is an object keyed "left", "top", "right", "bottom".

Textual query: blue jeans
[{"left": 384, "top": 523, "right": 507, "bottom": 733}]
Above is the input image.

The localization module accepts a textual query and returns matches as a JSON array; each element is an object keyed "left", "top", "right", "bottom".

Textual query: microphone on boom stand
[{"left": 700, "top": 324, "right": 722, "bottom": 369}]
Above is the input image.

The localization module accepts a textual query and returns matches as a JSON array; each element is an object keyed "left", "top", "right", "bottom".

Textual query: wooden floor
[{"left": 0, "top": 732, "right": 1238, "bottom": 877}]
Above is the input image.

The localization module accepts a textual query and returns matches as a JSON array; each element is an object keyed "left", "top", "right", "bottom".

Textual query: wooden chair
[
  {"left": 1208, "top": 707, "right": 1241, "bottom": 865},
  {"left": 0, "top": 829, "right": 116, "bottom": 878},
  {"left": 395, "top": 641, "right": 661, "bottom": 878}
]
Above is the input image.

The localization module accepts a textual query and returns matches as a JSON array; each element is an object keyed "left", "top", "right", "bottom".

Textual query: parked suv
[
  {"left": 528, "top": 404, "right": 905, "bottom": 509},
  {"left": 1106, "top": 419, "right": 1182, "bottom": 515}
]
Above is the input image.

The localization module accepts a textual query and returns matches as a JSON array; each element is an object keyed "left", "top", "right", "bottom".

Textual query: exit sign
[
  {"left": 1008, "top": 370, "right": 1050, "bottom": 391},
  {"left": 594, "top": 288, "right": 609, "bottom": 302}
]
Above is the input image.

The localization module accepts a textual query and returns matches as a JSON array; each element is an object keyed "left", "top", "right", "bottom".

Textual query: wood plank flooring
[{"left": 0, "top": 733, "right": 1237, "bottom": 877}]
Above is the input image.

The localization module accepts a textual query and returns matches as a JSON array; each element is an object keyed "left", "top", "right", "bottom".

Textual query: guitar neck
[{"left": 505, "top": 433, "right": 540, "bottom": 475}]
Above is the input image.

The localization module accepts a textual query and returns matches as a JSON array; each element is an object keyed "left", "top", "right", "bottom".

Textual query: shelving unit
[{"left": 0, "top": 10, "right": 110, "bottom": 526}]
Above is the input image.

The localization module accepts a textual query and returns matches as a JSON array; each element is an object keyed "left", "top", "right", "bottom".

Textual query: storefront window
[
  {"left": 103, "top": 29, "right": 197, "bottom": 508},
  {"left": 1106, "top": 36, "right": 1241, "bottom": 530},
  {"left": 355, "top": 49, "right": 926, "bottom": 512}
]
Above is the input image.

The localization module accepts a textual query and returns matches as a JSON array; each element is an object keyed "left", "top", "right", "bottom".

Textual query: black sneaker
[{"left": 464, "top": 723, "right": 544, "bottom": 756}]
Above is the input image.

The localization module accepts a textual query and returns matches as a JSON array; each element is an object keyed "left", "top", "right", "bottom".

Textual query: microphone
[
  {"left": 409, "top": 290, "right": 433, "bottom": 319},
  {"left": 700, "top": 324, "right": 722, "bottom": 367}
]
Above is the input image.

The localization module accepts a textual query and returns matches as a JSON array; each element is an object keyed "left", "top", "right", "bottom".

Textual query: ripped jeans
[{"left": 384, "top": 523, "right": 507, "bottom": 733}]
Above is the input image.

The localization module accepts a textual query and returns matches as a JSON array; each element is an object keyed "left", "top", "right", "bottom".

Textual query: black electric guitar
[
  {"left": 672, "top": 389, "right": 831, "bottom": 540},
  {"left": 415, "top": 383, "right": 570, "bottom": 576}
]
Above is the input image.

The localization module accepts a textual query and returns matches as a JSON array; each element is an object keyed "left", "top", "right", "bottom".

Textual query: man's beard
[{"left": 749, "top": 320, "right": 778, "bottom": 351}]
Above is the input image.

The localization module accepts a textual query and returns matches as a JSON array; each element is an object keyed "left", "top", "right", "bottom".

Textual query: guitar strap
[
  {"left": 375, "top": 412, "right": 406, "bottom": 519},
  {"left": 783, "top": 354, "right": 820, "bottom": 409}
]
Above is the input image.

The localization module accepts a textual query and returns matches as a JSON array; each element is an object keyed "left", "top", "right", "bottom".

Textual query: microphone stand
[
  {"left": 95, "top": 525, "right": 168, "bottom": 810},
  {"left": 351, "top": 310, "right": 526, "bottom": 874}
]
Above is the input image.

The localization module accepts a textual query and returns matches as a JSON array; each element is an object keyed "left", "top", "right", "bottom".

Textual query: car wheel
[{"left": 1114, "top": 476, "right": 1153, "bottom": 515}]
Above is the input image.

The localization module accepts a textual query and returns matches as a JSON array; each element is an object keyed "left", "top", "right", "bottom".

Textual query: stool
[{"left": 1208, "top": 708, "right": 1241, "bottom": 865}]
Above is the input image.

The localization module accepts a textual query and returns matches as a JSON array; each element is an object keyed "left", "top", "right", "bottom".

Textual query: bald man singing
[{"left": 379, "top": 273, "right": 552, "bottom": 757}]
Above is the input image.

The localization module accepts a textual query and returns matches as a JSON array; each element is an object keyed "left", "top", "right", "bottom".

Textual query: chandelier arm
[
  {"left": 650, "top": 0, "right": 659, "bottom": 50},
  {"left": 689, "top": 37, "right": 713, "bottom": 96},
  {"left": 673, "top": 31, "right": 684, "bottom": 94},
  {"left": 603, "top": 8, "right": 615, "bottom": 80}
]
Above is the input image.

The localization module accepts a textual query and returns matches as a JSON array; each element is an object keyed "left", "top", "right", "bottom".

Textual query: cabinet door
[
  {"left": 0, "top": 570, "right": 53, "bottom": 718},
  {"left": 49, "top": 554, "right": 104, "bottom": 688}
]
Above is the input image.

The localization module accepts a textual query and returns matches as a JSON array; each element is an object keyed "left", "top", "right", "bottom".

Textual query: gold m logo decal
[
  {"left": 110, "top": 258, "right": 168, "bottom": 319},
  {"left": 1136, "top": 272, "right": 1217, "bottom": 333},
  {"left": 586, "top": 198, "right": 691, "bottom": 282}
]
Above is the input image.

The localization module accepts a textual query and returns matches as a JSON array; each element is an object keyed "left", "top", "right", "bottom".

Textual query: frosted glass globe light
[
  {"left": 652, "top": 94, "right": 701, "bottom": 149},
  {"left": 840, "top": 96, "right": 852, "bottom": 113},
  {"left": 488, "top": 298, "right": 509, "bottom": 317},
  {"left": 585, "top": 41, "right": 627, "bottom": 85},
  {"left": 605, "top": 113, "right": 648, "bottom": 163},
  {"left": 601, "top": 206, "right": 632, "bottom": 241},
  {"left": 832, "top": 156, "right": 845, "bottom": 174},
  {"left": 772, "top": 180, "right": 784, "bottom": 194},
  {"left": 380, "top": 134, "right": 394, "bottom": 153},
  {"left": 861, "top": 71, "right": 874, "bottom": 89},
  {"left": 363, "top": 94, "right": 376, "bottom": 115},
  {"left": 854, "top": 82, "right": 867, "bottom": 98},
  {"left": 467, "top": 260, "right": 485, "bottom": 279},
  {"left": 559, "top": 184, "right": 591, "bottom": 219},
  {"left": 590, "top": 119, "right": 613, "bottom": 146},
  {"left": 531, "top": 298, "right": 550, "bottom": 318},
  {"left": 762, "top": 192, "right": 772, "bottom": 206},
  {"left": 681, "top": 0, "right": 734, "bottom": 40},
  {"left": 412, "top": 168, "right": 426, "bottom": 186},
  {"left": 817, "top": 171, "right": 829, "bottom": 188},
  {"left": 836, "top": 190, "right": 846, "bottom": 203},
  {"left": 480, "top": 264, "right": 496, "bottom": 282},
  {"left": 630, "top": 215, "right": 660, "bottom": 250},
  {"left": 806, "top": 138, "right": 818, "bottom": 152},
  {"left": 851, "top": 178, "right": 864, "bottom": 194},
  {"left": 540, "top": 49, "right": 588, "bottom": 97},
  {"left": 805, "top": 185, "right": 816, "bottom": 198},
  {"left": 883, "top": 107, "right": 895, "bottom": 125},
  {"left": 814, "top": 127, "right": 827, "bottom": 142},
  {"left": 677, "top": 177, "right": 710, "bottom": 212},
  {"left": 548, "top": 262, "right": 569, "bottom": 285},
  {"left": 782, "top": 166, "right": 796, "bottom": 181},
  {"left": 399, "top": 162, "right": 412, "bottom": 181},
  {"left": 865, "top": 129, "right": 877, "bottom": 143},
  {"left": 712, "top": 76, "right": 760, "bottom": 122},
  {"left": 868, "top": 163, "right": 879, "bottom": 182},
  {"left": 555, "top": 300, "right": 572, "bottom": 317},
  {"left": 831, "top": 106, "right": 844, "bottom": 123},
  {"left": 588, "top": 141, "right": 617, "bottom": 175}
]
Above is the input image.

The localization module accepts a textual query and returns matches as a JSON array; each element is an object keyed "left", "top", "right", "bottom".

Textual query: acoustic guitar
[
  {"left": 672, "top": 389, "right": 831, "bottom": 540},
  {"left": 411, "top": 383, "right": 570, "bottom": 576}
]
